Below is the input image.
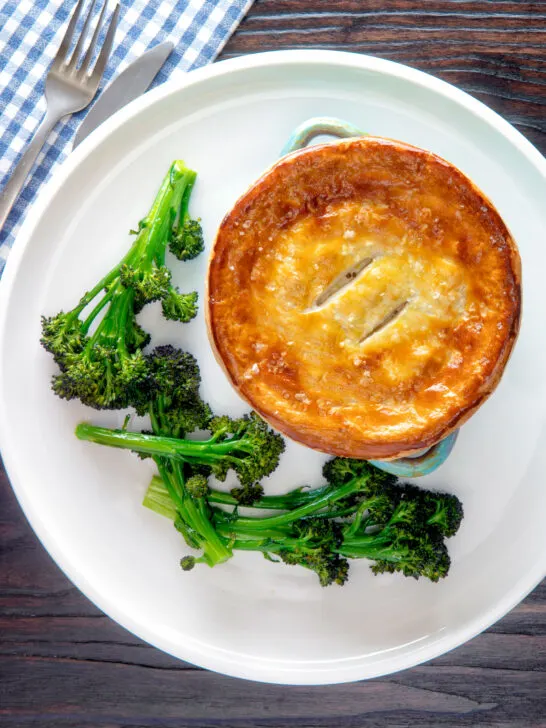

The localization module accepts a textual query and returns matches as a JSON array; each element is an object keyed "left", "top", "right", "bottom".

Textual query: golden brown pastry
[{"left": 207, "top": 137, "right": 521, "bottom": 459}]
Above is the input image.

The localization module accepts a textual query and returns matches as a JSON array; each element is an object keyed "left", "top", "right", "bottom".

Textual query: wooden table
[{"left": 1, "top": 2, "right": 545, "bottom": 725}]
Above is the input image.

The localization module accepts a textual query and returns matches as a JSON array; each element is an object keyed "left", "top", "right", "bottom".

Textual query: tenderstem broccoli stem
[
  {"left": 155, "top": 460, "right": 232, "bottom": 566},
  {"left": 75, "top": 423, "right": 259, "bottom": 463},
  {"left": 86, "top": 285, "right": 132, "bottom": 351},
  {"left": 80, "top": 286, "right": 117, "bottom": 334},
  {"left": 213, "top": 514, "right": 409, "bottom": 564},
  {"left": 144, "top": 474, "right": 179, "bottom": 520},
  {"left": 71, "top": 268, "right": 122, "bottom": 320},
  {"left": 179, "top": 174, "right": 196, "bottom": 223},
  {"left": 154, "top": 169, "right": 196, "bottom": 267},
  {"left": 207, "top": 488, "right": 325, "bottom": 509},
  {"left": 337, "top": 540, "right": 410, "bottom": 562},
  {"left": 145, "top": 475, "right": 343, "bottom": 516},
  {"left": 215, "top": 523, "right": 293, "bottom": 542},
  {"left": 225, "top": 529, "right": 411, "bottom": 568},
  {"left": 130, "top": 164, "right": 194, "bottom": 270},
  {"left": 215, "top": 476, "right": 365, "bottom": 532},
  {"left": 66, "top": 161, "right": 193, "bottom": 326}
]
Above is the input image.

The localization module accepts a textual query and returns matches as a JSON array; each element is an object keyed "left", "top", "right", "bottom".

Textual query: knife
[{"left": 73, "top": 41, "right": 174, "bottom": 148}]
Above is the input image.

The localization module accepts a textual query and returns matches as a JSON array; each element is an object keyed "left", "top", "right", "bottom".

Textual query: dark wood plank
[{"left": 2, "top": 2, "right": 546, "bottom": 726}]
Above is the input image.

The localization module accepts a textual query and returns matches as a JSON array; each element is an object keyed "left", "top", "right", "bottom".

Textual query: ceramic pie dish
[{"left": 207, "top": 123, "right": 521, "bottom": 468}]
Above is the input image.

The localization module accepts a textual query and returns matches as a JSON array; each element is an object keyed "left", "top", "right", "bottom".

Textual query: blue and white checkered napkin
[{"left": 0, "top": 0, "right": 254, "bottom": 276}]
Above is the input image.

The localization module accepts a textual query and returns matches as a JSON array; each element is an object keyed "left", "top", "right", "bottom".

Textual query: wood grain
[
  {"left": 1, "top": 2, "right": 546, "bottom": 726},
  {"left": 223, "top": 0, "right": 546, "bottom": 150}
]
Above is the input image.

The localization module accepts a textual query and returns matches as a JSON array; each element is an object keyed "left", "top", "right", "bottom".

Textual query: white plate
[{"left": 1, "top": 50, "right": 545, "bottom": 685}]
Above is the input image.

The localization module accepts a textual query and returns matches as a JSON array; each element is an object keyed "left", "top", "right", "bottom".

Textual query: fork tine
[
  {"left": 53, "top": 0, "right": 86, "bottom": 66},
  {"left": 88, "top": 3, "right": 119, "bottom": 85},
  {"left": 79, "top": 0, "right": 107, "bottom": 74},
  {"left": 69, "top": 0, "right": 98, "bottom": 69}
]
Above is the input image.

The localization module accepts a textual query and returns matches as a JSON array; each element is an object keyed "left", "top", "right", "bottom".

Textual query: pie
[{"left": 206, "top": 137, "right": 521, "bottom": 460}]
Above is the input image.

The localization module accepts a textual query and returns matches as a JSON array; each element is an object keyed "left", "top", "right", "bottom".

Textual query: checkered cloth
[{"left": 0, "top": 0, "right": 253, "bottom": 277}]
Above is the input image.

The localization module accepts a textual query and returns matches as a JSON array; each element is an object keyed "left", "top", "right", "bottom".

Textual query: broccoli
[
  {"left": 76, "top": 346, "right": 284, "bottom": 567},
  {"left": 41, "top": 162, "right": 201, "bottom": 409},
  {"left": 134, "top": 345, "right": 212, "bottom": 438},
  {"left": 180, "top": 555, "right": 197, "bottom": 571},
  {"left": 130, "top": 345, "right": 230, "bottom": 567},
  {"left": 230, "top": 482, "right": 265, "bottom": 506},
  {"left": 339, "top": 515, "right": 452, "bottom": 582},
  {"left": 145, "top": 473, "right": 317, "bottom": 512},
  {"left": 161, "top": 289, "right": 198, "bottom": 323},
  {"left": 142, "top": 454, "right": 463, "bottom": 585},
  {"left": 76, "top": 411, "right": 285, "bottom": 488},
  {"left": 168, "top": 179, "right": 204, "bottom": 262},
  {"left": 43, "top": 286, "right": 149, "bottom": 410},
  {"left": 211, "top": 516, "right": 351, "bottom": 587},
  {"left": 120, "top": 415, "right": 462, "bottom": 586},
  {"left": 209, "top": 457, "right": 462, "bottom": 585},
  {"left": 185, "top": 473, "right": 209, "bottom": 498},
  {"left": 329, "top": 461, "right": 463, "bottom": 582},
  {"left": 232, "top": 520, "right": 350, "bottom": 587},
  {"left": 207, "top": 414, "right": 285, "bottom": 486},
  {"left": 323, "top": 456, "right": 397, "bottom": 489},
  {"left": 277, "top": 519, "right": 349, "bottom": 587},
  {"left": 170, "top": 218, "right": 204, "bottom": 261},
  {"left": 419, "top": 488, "right": 464, "bottom": 538}
]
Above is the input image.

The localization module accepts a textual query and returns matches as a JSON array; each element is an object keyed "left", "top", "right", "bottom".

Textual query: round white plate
[{"left": 1, "top": 50, "right": 545, "bottom": 685}]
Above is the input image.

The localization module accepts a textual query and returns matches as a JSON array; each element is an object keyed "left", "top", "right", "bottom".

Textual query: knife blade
[{"left": 73, "top": 41, "right": 174, "bottom": 148}]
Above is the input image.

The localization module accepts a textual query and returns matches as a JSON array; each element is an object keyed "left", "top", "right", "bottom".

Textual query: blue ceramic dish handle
[{"left": 281, "top": 117, "right": 458, "bottom": 477}]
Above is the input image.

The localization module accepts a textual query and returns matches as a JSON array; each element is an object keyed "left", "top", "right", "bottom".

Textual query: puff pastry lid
[{"left": 207, "top": 137, "right": 521, "bottom": 459}]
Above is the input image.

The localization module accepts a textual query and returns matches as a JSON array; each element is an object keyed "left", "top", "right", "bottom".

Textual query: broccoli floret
[
  {"left": 48, "top": 289, "right": 151, "bottom": 410},
  {"left": 185, "top": 474, "right": 209, "bottom": 498},
  {"left": 146, "top": 345, "right": 201, "bottom": 395},
  {"left": 161, "top": 289, "right": 198, "bottom": 322},
  {"left": 170, "top": 218, "right": 204, "bottom": 261},
  {"left": 119, "top": 263, "right": 172, "bottom": 311},
  {"left": 339, "top": 480, "right": 458, "bottom": 582},
  {"left": 323, "top": 457, "right": 397, "bottom": 488},
  {"left": 422, "top": 491, "right": 464, "bottom": 538},
  {"left": 230, "top": 518, "right": 350, "bottom": 587},
  {"left": 230, "top": 482, "right": 264, "bottom": 506},
  {"left": 369, "top": 529, "right": 451, "bottom": 582},
  {"left": 305, "top": 552, "right": 350, "bottom": 587},
  {"left": 280, "top": 549, "right": 349, "bottom": 587},
  {"left": 135, "top": 345, "right": 212, "bottom": 437},
  {"left": 387, "top": 497, "right": 425, "bottom": 529},
  {"left": 185, "top": 462, "right": 213, "bottom": 479},
  {"left": 208, "top": 459, "right": 231, "bottom": 483},
  {"left": 125, "top": 320, "right": 152, "bottom": 352},
  {"left": 209, "top": 413, "right": 286, "bottom": 486},
  {"left": 180, "top": 555, "right": 197, "bottom": 571},
  {"left": 52, "top": 343, "right": 149, "bottom": 410},
  {"left": 208, "top": 415, "right": 233, "bottom": 436},
  {"left": 40, "top": 312, "right": 86, "bottom": 369}
]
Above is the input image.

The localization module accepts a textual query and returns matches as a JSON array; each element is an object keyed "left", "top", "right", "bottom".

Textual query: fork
[{"left": 0, "top": 0, "right": 120, "bottom": 230}]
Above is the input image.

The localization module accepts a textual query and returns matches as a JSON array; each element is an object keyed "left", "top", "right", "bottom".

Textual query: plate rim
[{"left": 1, "top": 49, "right": 545, "bottom": 685}]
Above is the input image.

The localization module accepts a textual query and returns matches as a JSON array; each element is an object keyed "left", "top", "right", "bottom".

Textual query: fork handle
[{"left": 0, "top": 106, "right": 65, "bottom": 231}]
